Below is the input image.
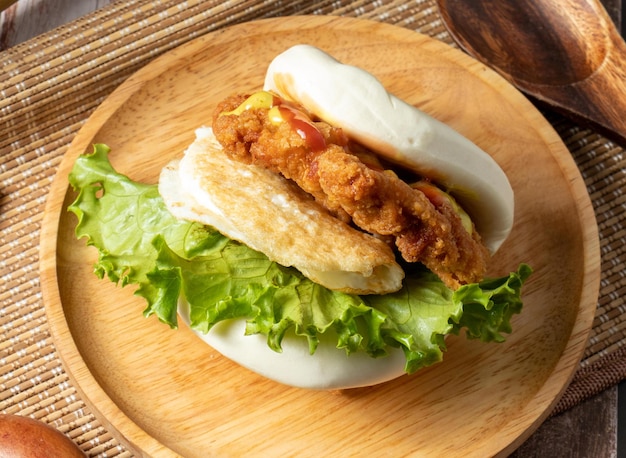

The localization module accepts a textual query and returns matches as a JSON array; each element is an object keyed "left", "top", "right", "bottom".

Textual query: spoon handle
[
  {"left": 523, "top": 25, "right": 626, "bottom": 144},
  {"left": 437, "top": 0, "right": 626, "bottom": 145}
]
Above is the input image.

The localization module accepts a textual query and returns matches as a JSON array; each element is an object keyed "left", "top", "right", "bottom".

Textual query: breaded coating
[
  {"left": 316, "top": 151, "right": 489, "bottom": 287},
  {"left": 213, "top": 94, "right": 352, "bottom": 222},
  {"left": 212, "top": 94, "right": 490, "bottom": 288}
]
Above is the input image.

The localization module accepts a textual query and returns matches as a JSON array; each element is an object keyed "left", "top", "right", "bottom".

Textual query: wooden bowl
[{"left": 40, "top": 16, "right": 600, "bottom": 457}]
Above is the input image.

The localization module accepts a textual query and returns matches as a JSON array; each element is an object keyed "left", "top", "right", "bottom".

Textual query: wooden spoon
[{"left": 436, "top": 0, "right": 626, "bottom": 144}]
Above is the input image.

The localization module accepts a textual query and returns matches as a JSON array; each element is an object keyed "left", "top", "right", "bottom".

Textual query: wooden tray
[{"left": 40, "top": 16, "right": 600, "bottom": 457}]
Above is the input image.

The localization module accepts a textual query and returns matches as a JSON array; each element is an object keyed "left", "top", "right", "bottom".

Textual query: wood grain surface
[
  {"left": 2, "top": 1, "right": 621, "bottom": 457},
  {"left": 38, "top": 15, "right": 600, "bottom": 457},
  {"left": 436, "top": 0, "right": 626, "bottom": 145},
  {"left": 0, "top": 0, "right": 112, "bottom": 49}
]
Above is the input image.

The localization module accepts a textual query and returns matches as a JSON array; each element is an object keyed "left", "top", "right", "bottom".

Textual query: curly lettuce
[{"left": 68, "top": 144, "right": 531, "bottom": 374}]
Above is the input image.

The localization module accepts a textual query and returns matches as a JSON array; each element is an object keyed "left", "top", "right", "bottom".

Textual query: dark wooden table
[
  {"left": 0, "top": 1, "right": 622, "bottom": 457},
  {"left": 511, "top": 3, "right": 623, "bottom": 455}
]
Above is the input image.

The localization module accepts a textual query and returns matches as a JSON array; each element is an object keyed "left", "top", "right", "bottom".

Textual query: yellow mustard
[{"left": 220, "top": 91, "right": 277, "bottom": 116}]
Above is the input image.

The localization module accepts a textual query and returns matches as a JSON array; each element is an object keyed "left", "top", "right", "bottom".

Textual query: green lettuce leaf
[{"left": 68, "top": 144, "right": 531, "bottom": 374}]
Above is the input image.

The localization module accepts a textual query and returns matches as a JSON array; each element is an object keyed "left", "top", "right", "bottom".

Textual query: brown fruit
[{"left": 0, "top": 414, "right": 85, "bottom": 457}]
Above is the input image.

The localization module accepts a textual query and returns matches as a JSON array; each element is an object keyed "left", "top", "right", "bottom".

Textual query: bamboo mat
[{"left": 1, "top": 0, "right": 625, "bottom": 455}]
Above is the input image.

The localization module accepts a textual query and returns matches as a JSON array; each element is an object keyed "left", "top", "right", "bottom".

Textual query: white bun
[
  {"left": 178, "top": 297, "right": 407, "bottom": 389},
  {"left": 264, "top": 44, "right": 514, "bottom": 254},
  {"left": 159, "top": 127, "right": 404, "bottom": 295}
]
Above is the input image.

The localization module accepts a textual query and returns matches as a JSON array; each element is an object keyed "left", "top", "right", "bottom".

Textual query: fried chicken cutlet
[{"left": 212, "top": 93, "right": 490, "bottom": 289}]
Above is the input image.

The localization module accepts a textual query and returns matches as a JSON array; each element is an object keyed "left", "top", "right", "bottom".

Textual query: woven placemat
[{"left": 1, "top": 0, "right": 624, "bottom": 455}]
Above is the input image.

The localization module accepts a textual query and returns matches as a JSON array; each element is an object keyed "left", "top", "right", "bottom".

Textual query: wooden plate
[{"left": 40, "top": 16, "right": 600, "bottom": 457}]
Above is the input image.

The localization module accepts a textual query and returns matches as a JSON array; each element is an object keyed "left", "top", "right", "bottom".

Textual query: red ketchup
[
  {"left": 225, "top": 91, "right": 327, "bottom": 152},
  {"left": 411, "top": 181, "right": 447, "bottom": 207},
  {"left": 276, "top": 105, "right": 327, "bottom": 152}
]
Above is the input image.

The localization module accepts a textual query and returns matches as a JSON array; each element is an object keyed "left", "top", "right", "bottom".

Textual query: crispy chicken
[{"left": 212, "top": 93, "right": 490, "bottom": 289}]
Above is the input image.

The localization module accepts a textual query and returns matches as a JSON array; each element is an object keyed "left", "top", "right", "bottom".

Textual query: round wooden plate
[{"left": 40, "top": 16, "right": 600, "bottom": 457}]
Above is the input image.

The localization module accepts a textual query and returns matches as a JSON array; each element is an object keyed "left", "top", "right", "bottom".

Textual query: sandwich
[{"left": 68, "top": 45, "right": 531, "bottom": 390}]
